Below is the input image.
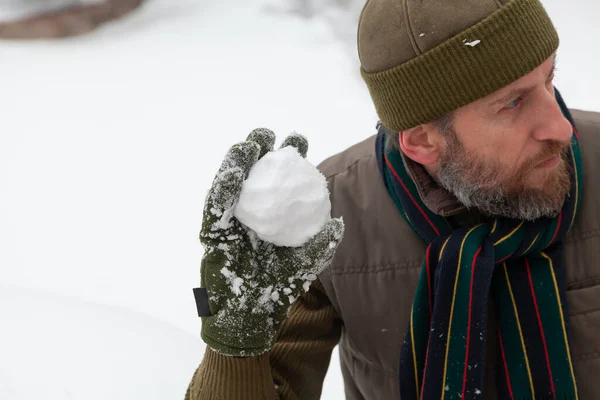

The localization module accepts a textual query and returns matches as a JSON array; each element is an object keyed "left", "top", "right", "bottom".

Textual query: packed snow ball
[{"left": 234, "top": 145, "right": 331, "bottom": 247}]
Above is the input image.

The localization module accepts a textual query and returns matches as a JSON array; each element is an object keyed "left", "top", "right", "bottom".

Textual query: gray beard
[
  {"left": 436, "top": 161, "right": 569, "bottom": 221},
  {"left": 434, "top": 133, "right": 571, "bottom": 221}
]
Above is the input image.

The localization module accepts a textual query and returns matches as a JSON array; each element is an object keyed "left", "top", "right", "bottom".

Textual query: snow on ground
[
  {"left": 0, "top": 283, "right": 203, "bottom": 399},
  {"left": 0, "top": 0, "right": 598, "bottom": 398},
  {"left": 0, "top": 0, "right": 104, "bottom": 23}
]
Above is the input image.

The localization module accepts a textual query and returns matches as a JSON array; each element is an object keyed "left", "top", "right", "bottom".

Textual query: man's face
[{"left": 433, "top": 55, "right": 574, "bottom": 220}]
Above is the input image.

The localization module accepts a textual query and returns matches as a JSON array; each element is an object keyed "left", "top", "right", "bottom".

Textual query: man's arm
[{"left": 185, "top": 278, "right": 342, "bottom": 400}]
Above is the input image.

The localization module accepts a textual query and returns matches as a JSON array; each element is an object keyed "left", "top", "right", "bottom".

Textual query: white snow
[
  {"left": 0, "top": 283, "right": 203, "bottom": 400},
  {"left": 464, "top": 39, "right": 481, "bottom": 47},
  {"left": 0, "top": 0, "right": 104, "bottom": 22},
  {"left": 0, "top": 0, "right": 598, "bottom": 398},
  {"left": 220, "top": 267, "right": 245, "bottom": 296},
  {"left": 216, "top": 207, "right": 236, "bottom": 230},
  {"left": 234, "top": 146, "right": 331, "bottom": 247},
  {"left": 303, "top": 280, "right": 312, "bottom": 292},
  {"left": 232, "top": 277, "right": 245, "bottom": 295},
  {"left": 257, "top": 285, "right": 274, "bottom": 308},
  {"left": 270, "top": 290, "right": 280, "bottom": 302}
]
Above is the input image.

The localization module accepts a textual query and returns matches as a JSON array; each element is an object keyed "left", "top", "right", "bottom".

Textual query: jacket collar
[
  {"left": 399, "top": 151, "right": 495, "bottom": 226},
  {"left": 399, "top": 151, "right": 467, "bottom": 217}
]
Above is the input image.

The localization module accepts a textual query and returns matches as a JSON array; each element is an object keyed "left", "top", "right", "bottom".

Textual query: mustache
[{"left": 521, "top": 140, "right": 571, "bottom": 171}]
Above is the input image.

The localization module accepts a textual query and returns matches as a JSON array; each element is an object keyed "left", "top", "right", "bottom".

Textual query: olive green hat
[{"left": 358, "top": 0, "right": 559, "bottom": 131}]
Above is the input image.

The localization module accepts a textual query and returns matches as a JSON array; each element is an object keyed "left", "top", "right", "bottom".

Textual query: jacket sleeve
[{"left": 184, "top": 278, "right": 342, "bottom": 400}]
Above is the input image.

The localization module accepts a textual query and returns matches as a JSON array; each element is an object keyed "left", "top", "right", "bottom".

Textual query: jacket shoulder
[
  {"left": 315, "top": 134, "right": 426, "bottom": 274},
  {"left": 317, "top": 135, "right": 377, "bottom": 179},
  {"left": 571, "top": 108, "right": 600, "bottom": 130},
  {"left": 567, "top": 108, "right": 600, "bottom": 241}
]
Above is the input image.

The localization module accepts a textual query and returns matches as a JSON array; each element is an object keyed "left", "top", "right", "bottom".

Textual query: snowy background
[{"left": 0, "top": 0, "right": 598, "bottom": 398}]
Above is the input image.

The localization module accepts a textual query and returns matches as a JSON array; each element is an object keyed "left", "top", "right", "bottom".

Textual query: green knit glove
[{"left": 199, "top": 128, "right": 344, "bottom": 357}]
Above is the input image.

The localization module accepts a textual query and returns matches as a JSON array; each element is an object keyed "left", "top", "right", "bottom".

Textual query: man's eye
[{"left": 505, "top": 96, "right": 522, "bottom": 110}]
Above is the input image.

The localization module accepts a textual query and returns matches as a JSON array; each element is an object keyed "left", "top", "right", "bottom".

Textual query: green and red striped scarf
[{"left": 376, "top": 94, "right": 583, "bottom": 400}]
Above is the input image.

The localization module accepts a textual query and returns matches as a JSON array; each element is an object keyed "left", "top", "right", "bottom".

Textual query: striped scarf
[{"left": 376, "top": 93, "right": 583, "bottom": 400}]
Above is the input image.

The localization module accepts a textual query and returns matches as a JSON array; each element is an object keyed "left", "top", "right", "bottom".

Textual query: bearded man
[{"left": 186, "top": 0, "right": 600, "bottom": 398}]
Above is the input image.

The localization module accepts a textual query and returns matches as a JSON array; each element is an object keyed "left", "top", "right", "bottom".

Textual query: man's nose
[{"left": 531, "top": 90, "right": 573, "bottom": 143}]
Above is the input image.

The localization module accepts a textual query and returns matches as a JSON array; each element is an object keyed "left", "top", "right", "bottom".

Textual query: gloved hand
[{"left": 198, "top": 128, "right": 344, "bottom": 357}]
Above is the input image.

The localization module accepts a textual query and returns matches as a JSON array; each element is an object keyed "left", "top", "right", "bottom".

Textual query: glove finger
[
  {"left": 280, "top": 132, "right": 308, "bottom": 158},
  {"left": 246, "top": 128, "right": 276, "bottom": 160},
  {"left": 277, "top": 217, "right": 345, "bottom": 285},
  {"left": 201, "top": 167, "right": 245, "bottom": 237},
  {"left": 218, "top": 141, "right": 261, "bottom": 179},
  {"left": 301, "top": 217, "right": 345, "bottom": 275}
]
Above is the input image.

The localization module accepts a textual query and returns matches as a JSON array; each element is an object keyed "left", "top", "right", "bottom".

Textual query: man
[{"left": 186, "top": 0, "right": 600, "bottom": 398}]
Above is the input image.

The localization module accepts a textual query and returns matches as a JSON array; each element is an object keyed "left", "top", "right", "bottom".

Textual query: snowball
[{"left": 234, "top": 146, "right": 331, "bottom": 247}]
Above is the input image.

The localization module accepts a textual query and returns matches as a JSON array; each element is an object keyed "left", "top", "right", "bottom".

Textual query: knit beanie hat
[{"left": 358, "top": 0, "right": 559, "bottom": 132}]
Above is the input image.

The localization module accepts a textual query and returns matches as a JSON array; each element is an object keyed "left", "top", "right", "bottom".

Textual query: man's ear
[{"left": 398, "top": 124, "right": 443, "bottom": 166}]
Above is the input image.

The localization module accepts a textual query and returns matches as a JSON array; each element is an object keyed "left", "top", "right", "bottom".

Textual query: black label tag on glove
[{"left": 193, "top": 288, "right": 212, "bottom": 317}]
